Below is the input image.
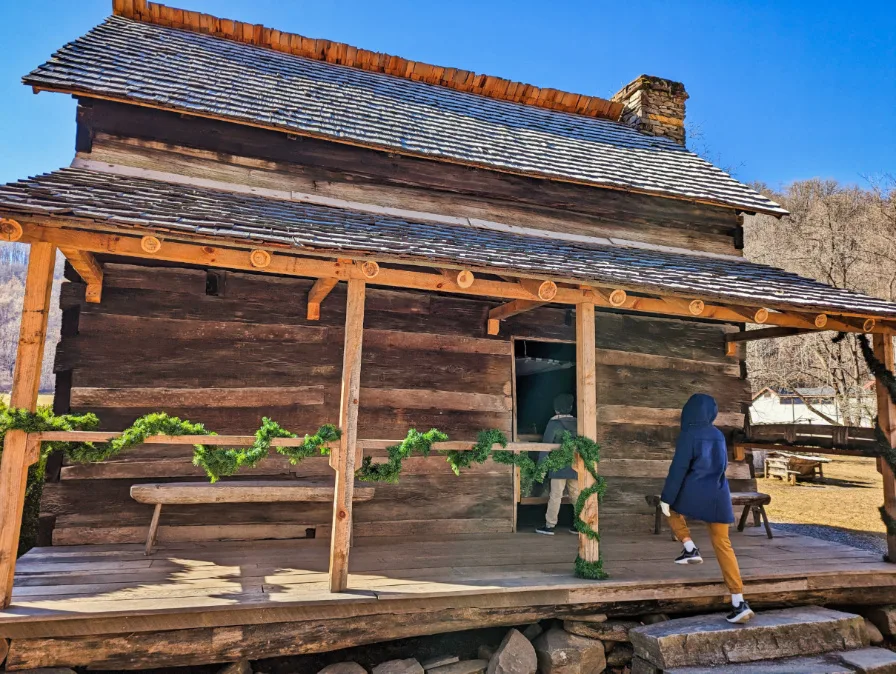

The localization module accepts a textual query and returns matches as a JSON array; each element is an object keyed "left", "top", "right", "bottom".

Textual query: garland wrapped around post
[{"left": 356, "top": 428, "right": 607, "bottom": 579}]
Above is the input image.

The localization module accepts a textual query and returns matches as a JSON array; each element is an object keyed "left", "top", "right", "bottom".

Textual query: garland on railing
[
  {"left": 4, "top": 406, "right": 607, "bottom": 578},
  {"left": 832, "top": 332, "right": 896, "bottom": 539},
  {"left": 3, "top": 409, "right": 341, "bottom": 483},
  {"left": 356, "top": 427, "right": 607, "bottom": 579},
  {"left": 354, "top": 428, "right": 449, "bottom": 483}
]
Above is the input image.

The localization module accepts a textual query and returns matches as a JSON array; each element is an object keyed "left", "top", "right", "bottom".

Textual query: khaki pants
[
  {"left": 545, "top": 478, "right": 580, "bottom": 528},
  {"left": 668, "top": 511, "right": 744, "bottom": 594}
]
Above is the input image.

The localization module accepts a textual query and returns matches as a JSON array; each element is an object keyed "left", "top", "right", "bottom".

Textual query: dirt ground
[{"left": 759, "top": 453, "right": 888, "bottom": 553}]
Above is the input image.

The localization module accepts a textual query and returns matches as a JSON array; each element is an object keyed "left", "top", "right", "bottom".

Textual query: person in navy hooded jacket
[{"left": 660, "top": 393, "right": 754, "bottom": 624}]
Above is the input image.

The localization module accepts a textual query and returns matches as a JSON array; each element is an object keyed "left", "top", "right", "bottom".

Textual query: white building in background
[{"left": 749, "top": 386, "right": 875, "bottom": 427}]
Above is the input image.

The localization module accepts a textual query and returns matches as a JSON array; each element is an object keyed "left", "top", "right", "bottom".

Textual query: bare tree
[{"left": 744, "top": 179, "right": 894, "bottom": 426}]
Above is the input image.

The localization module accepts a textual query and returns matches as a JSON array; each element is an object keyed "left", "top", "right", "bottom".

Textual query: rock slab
[
  {"left": 428, "top": 661, "right": 488, "bottom": 674},
  {"left": 629, "top": 606, "right": 866, "bottom": 669},
  {"left": 662, "top": 655, "right": 854, "bottom": 673},
  {"left": 606, "top": 643, "right": 633, "bottom": 668},
  {"left": 867, "top": 606, "right": 896, "bottom": 637},
  {"left": 533, "top": 627, "right": 605, "bottom": 674},
  {"left": 319, "top": 664, "right": 367, "bottom": 674},
  {"left": 865, "top": 618, "right": 885, "bottom": 646},
  {"left": 487, "top": 629, "right": 536, "bottom": 674},
  {"left": 832, "top": 647, "right": 896, "bottom": 674},
  {"left": 564, "top": 620, "right": 639, "bottom": 642},
  {"left": 373, "top": 660, "right": 424, "bottom": 674},
  {"left": 422, "top": 656, "right": 459, "bottom": 670}
]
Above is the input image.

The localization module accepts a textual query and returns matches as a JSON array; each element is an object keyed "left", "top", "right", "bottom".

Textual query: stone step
[
  {"left": 640, "top": 647, "right": 896, "bottom": 674},
  {"left": 629, "top": 606, "right": 867, "bottom": 669}
]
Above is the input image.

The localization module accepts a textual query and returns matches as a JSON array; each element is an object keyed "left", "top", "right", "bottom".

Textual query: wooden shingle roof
[
  {"left": 24, "top": 15, "right": 787, "bottom": 217},
  {"left": 0, "top": 168, "right": 886, "bottom": 318}
]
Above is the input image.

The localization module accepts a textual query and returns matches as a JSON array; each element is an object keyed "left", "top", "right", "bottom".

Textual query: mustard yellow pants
[{"left": 667, "top": 511, "right": 744, "bottom": 594}]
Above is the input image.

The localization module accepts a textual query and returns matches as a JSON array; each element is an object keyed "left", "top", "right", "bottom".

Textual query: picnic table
[{"left": 764, "top": 450, "right": 831, "bottom": 485}]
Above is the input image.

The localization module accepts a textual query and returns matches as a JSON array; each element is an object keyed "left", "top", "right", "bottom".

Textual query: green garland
[
  {"left": 355, "top": 428, "right": 448, "bottom": 483},
  {"left": 4, "top": 409, "right": 340, "bottom": 484},
  {"left": 193, "top": 421, "right": 340, "bottom": 482},
  {"left": 0, "top": 403, "right": 100, "bottom": 555},
  {"left": 356, "top": 427, "right": 607, "bottom": 579}
]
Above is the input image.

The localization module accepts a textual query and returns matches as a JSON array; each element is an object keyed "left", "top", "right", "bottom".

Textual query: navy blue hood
[{"left": 680, "top": 394, "right": 718, "bottom": 430}]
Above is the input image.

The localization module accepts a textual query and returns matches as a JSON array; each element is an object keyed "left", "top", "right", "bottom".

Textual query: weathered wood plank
[
  {"left": 330, "top": 278, "right": 365, "bottom": 591},
  {"left": 130, "top": 481, "right": 376, "bottom": 505},
  {"left": 70, "top": 386, "right": 326, "bottom": 408},
  {"left": 576, "top": 301, "right": 599, "bottom": 564}
]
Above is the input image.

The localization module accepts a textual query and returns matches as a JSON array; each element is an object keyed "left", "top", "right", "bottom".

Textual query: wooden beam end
[
  {"left": 725, "top": 341, "right": 739, "bottom": 358},
  {"left": 85, "top": 282, "right": 103, "bottom": 304},
  {"left": 487, "top": 318, "right": 500, "bottom": 336},
  {"left": 307, "top": 302, "right": 321, "bottom": 321}
]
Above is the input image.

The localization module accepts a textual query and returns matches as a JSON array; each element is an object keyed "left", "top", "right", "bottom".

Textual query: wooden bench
[
  {"left": 131, "top": 481, "right": 376, "bottom": 554},
  {"left": 645, "top": 491, "right": 774, "bottom": 540}
]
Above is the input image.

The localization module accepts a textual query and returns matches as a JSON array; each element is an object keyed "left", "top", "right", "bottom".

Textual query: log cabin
[{"left": 2, "top": 1, "right": 896, "bottom": 669}]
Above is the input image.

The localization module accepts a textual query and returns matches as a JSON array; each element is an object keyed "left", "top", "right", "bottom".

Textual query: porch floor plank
[{"left": 1, "top": 527, "right": 894, "bottom": 641}]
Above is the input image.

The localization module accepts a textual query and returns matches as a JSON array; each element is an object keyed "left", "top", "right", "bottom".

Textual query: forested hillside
[
  {"left": 0, "top": 243, "right": 63, "bottom": 394},
  {"left": 745, "top": 177, "right": 896, "bottom": 425}
]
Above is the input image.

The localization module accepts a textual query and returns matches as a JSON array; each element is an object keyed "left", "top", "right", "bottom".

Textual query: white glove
[{"left": 660, "top": 501, "right": 671, "bottom": 517}]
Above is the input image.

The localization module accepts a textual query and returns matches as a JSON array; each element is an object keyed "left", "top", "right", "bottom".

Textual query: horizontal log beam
[
  {"left": 17, "top": 219, "right": 896, "bottom": 333},
  {"left": 726, "top": 327, "right": 816, "bottom": 343},
  {"left": 488, "top": 299, "right": 547, "bottom": 335},
  {"left": 30, "top": 431, "right": 559, "bottom": 454}
]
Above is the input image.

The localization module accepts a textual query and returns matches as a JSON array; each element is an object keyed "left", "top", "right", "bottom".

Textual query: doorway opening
[{"left": 512, "top": 339, "right": 577, "bottom": 532}]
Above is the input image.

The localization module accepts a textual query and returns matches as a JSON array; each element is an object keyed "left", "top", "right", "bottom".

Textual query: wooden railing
[{"left": 740, "top": 422, "right": 876, "bottom": 456}]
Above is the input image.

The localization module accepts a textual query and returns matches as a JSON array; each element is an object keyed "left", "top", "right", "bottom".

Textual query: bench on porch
[
  {"left": 645, "top": 491, "right": 773, "bottom": 539},
  {"left": 131, "top": 481, "right": 376, "bottom": 554}
]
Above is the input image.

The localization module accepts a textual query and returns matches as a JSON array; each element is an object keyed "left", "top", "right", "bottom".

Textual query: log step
[{"left": 629, "top": 606, "right": 866, "bottom": 670}]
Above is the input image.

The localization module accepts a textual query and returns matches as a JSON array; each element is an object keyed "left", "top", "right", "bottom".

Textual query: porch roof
[
  {"left": 0, "top": 166, "right": 893, "bottom": 320},
  {"left": 23, "top": 15, "right": 786, "bottom": 217}
]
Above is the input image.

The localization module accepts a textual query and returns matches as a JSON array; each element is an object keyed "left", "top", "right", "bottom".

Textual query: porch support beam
[
  {"left": 16, "top": 221, "right": 896, "bottom": 334},
  {"left": 329, "top": 277, "right": 366, "bottom": 592},
  {"left": 0, "top": 242, "right": 56, "bottom": 609},
  {"left": 726, "top": 327, "right": 816, "bottom": 344},
  {"left": 487, "top": 299, "right": 547, "bottom": 335},
  {"left": 873, "top": 333, "right": 896, "bottom": 562},
  {"left": 575, "top": 300, "right": 599, "bottom": 565},
  {"left": 307, "top": 278, "right": 339, "bottom": 321},
  {"left": 59, "top": 248, "right": 103, "bottom": 303}
]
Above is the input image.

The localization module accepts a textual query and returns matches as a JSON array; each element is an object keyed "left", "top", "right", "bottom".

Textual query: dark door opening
[{"left": 513, "top": 339, "right": 577, "bottom": 531}]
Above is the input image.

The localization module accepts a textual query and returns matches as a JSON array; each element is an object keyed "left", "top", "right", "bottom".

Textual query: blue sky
[{"left": 1, "top": 1, "right": 893, "bottom": 189}]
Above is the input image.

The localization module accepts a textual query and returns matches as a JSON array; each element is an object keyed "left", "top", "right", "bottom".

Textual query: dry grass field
[{"left": 760, "top": 453, "right": 887, "bottom": 552}]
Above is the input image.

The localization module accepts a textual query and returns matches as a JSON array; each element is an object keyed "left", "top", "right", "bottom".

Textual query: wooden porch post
[
  {"left": 0, "top": 242, "right": 56, "bottom": 608},
  {"left": 575, "top": 301, "right": 599, "bottom": 564},
  {"left": 329, "top": 278, "right": 366, "bottom": 591},
  {"left": 873, "top": 333, "right": 896, "bottom": 562}
]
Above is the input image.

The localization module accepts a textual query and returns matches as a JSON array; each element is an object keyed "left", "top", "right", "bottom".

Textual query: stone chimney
[{"left": 611, "top": 75, "right": 688, "bottom": 144}]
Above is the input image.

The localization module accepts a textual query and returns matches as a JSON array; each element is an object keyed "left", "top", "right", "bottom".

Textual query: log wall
[
  {"left": 46, "top": 263, "right": 750, "bottom": 545},
  {"left": 75, "top": 100, "right": 744, "bottom": 256},
  {"left": 46, "top": 263, "right": 514, "bottom": 545}
]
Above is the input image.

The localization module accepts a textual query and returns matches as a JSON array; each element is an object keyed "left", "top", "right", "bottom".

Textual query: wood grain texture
[
  {"left": 3, "top": 529, "right": 896, "bottom": 669},
  {"left": 330, "top": 278, "right": 365, "bottom": 591},
  {"left": 575, "top": 301, "right": 599, "bottom": 563},
  {"left": 80, "top": 103, "right": 743, "bottom": 254},
  {"left": 130, "top": 481, "right": 376, "bottom": 504}
]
